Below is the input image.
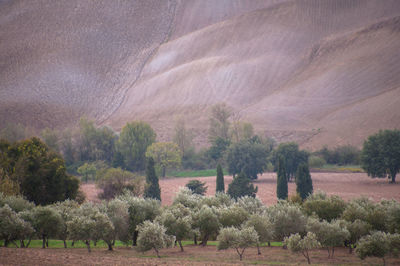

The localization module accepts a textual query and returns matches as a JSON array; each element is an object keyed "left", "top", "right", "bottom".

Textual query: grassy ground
[
  {"left": 167, "top": 169, "right": 228, "bottom": 178},
  {"left": 311, "top": 164, "right": 364, "bottom": 173}
]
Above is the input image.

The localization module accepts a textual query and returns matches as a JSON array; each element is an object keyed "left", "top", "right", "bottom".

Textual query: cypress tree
[
  {"left": 296, "top": 163, "right": 313, "bottom": 200},
  {"left": 216, "top": 164, "right": 225, "bottom": 193},
  {"left": 227, "top": 172, "right": 258, "bottom": 200},
  {"left": 276, "top": 156, "right": 288, "bottom": 200},
  {"left": 144, "top": 157, "right": 161, "bottom": 201}
]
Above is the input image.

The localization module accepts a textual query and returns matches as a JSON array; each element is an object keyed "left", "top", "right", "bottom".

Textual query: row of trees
[{"left": 1, "top": 190, "right": 399, "bottom": 263}]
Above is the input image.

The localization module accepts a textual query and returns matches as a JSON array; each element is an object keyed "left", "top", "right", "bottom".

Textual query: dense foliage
[{"left": 361, "top": 129, "right": 400, "bottom": 183}]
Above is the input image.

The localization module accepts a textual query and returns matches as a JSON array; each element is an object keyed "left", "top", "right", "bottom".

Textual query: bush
[
  {"left": 356, "top": 231, "right": 391, "bottom": 265},
  {"left": 227, "top": 172, "right": 257, "bottom": 200}
]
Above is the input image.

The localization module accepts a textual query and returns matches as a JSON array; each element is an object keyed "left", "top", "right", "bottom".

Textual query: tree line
[{"left": 1, "top": 190, "right": 399, "bottom": 264}]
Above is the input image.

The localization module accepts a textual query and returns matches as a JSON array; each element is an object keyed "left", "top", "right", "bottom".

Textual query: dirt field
[
  {"left": 2, "top": 245, "right": 399, "bottom": 265},
  {"left": 82, "top": 172, "right": 400, "bottom": 206}
]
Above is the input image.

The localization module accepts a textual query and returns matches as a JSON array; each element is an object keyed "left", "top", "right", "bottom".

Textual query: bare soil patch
[
  {"left": 81, "top": 172, "right": 400, "bottom": 206},
  {"left": 1, "top": 245, "right": 399, "bottom": 265}
]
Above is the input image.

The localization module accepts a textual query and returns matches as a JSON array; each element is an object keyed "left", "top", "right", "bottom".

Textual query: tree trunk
[
  {"left": 154, "top": 247, "right": 160, "bottom": 258},
  {"left": 20, "top": 240, "right": 25, "bottom": 248},
  {"left": 4, "top": 238, "right": 9, "bottom": 247},
  {"left": 257, "top": 243, "right": 261, "bottom": 255},
  {"left": 268, "top": 241, "right": 271, "bottom": 247},
  {"left": 332, "top": 247, "right": 335, "bottom": 258},
  {"left": 162, "top": 167, "right": 166, "bottom": 178},
  {"left": 303, "top": 250, "right": 311, "bottom": 264},
  {"left": 133, "top": 231, "right": 138, "bottom": 246},
  {"left": 46, "top": 238, "right": 49, "bottom": 248},
  {"left": 178, "top": 240, "right": 184, "bottom": 252},
  {"left": 63, "top": 240, "right": 67, "bottom": 248},
  {"left": 383, "top": 257, "right": 386, "bottom": 266},
  {"left": 71, "top": 240, "right": 75, "bottom": 247},
  {"left": 194, "top": 234, "right": 198, "bottom": 245},
  {"left": 201, "top": 234, "right": 209, "bottom": 247},
  {"left": 391, "top": 173, "right": 396, "bottom": 183},
  {"left": 85, "top": 240, "right": 91, "bottom": 253},
  {"left": 26, "top": 238, "right": 32, "bottom": 248},
  {"left": 42, "top": 234, "right": 46, "bottom": 249},
  {"left": 107, "top": 242, "right": 113, "bottom": 251},
  {"left": 93, "top": 240, "right": 97, "bottom": 246}
]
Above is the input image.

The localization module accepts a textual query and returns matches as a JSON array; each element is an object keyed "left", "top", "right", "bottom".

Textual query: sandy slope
[{"left": 1, "top": 0, "right": 400, "bottom": 148}]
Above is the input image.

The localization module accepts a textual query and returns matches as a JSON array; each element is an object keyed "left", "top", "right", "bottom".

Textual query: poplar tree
[
  {"left": 276, "top": 156, "right": 288, "bottom": 200},
  {"left": 144, "top": 158, "right": 161, "bottom": 201},
  {"left": 216, "top": 164, "right": 225, "bottom": 193},
  {"left": 296, "top": 163, "right": 313, "bottom": 200}
]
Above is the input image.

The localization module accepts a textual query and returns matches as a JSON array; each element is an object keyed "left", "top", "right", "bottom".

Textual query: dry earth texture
[
  {"left": 1, "top": 1, "right": 400, "bottom": 148},
  {"left": 82, "top": 173, "right": 400, "bottom": 206},
  {"left": 2, "top": 245, "right": 400, "bottom": 265}
]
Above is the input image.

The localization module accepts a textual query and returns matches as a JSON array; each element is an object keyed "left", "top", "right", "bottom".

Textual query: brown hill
[{"left": 1, "top": 0, "right": 400, "bottom": 149}]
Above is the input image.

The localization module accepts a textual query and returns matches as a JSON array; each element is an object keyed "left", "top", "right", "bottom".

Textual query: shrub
[
  {"left": 227, "top": 172, "right": 257, "bottom": 200},
  {"left": 356, "top": 231, "right": 391, "bottom": 265},
  {"left": 308, "top": 155, "right": 326, "bottom": 168},
  {"left": 185, "top": 180, "right": 207, "bottom": 195},
  {"left": 303, "top": 190, "right": 346, "bottom": 222}
]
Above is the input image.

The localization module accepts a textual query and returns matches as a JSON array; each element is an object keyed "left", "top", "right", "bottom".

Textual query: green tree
[
  {"left": 51, "top": 200, "right": 79, "bottom": 248},
  {"left": 40, "top": 128, "right": 59, "bottom": 152},
  {"left": 136, "top": 221, "right": 174, "bottom": 258},
  {"left": 276, "top": 157, "right": 288, "bottom": 200},
  {"left": 231, "top": 121, "right": 254, "bottom": 143},
  {"left": 6, "top": 137, "right": 79, "bottom": 205},
  {"left": 144, "top": 158, "right": 161, "bottom": 201},
  {"left": 216, "top": 164, "right": 225, "bottom": 193},
  {"left": 217, "top": 226, "right": 259, "bottom": 261},
  {"left": 295, "top": 163, "right": 313, "bottom": 200},
  {"left": 273, "top": 142, "right": 309, "bottom": 182},
  {"left": 185, "top": 180, "right": 207, "bottom": 195},
  {"left": 207, "top": 137, "right": 231, "bottom": 163},
  {"left": 284, "top": 232, "right": 321, "bottom": 264},
  {"left": 361, "top": 129, "right": 400, "bottom": 183},
  {"left": 226, "top": 138, "right": 270, "bottom": 180},
  {"left": 227, "top": 172, "right": 258, "bottom": 200},
  {"left": 218, "top": 203, "right": 249, "bottom": 228},
  {"left": 146, "top": 142, "right": 181, "bottom": 177},
  {"left": 118, "top": 121, "right": 156, "bottom": 172}
]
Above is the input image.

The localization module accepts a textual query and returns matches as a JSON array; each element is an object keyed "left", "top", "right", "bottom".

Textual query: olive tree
[
  {"left": 67, "top": 203, "right": 114, "bottom": 252},
  {"left": 303, "top": 190, "right": 346, "bottom": 222},
  {"left": 0, "top": 204, "right": 34, "bottom": 248},
  {"left": 356, "top": 231, "right": 391, "bottom": 265},
  {"left": 31, "top": 206, "right": 63, "bottom": 249},
  {"left": 217, "top": 226, "right": 259, "bottom": 261},
  {"left": 268, "top": 202, "right": 307, "bottom": 241},
  {"left": 137, "top": 221, "right": 175, "bottom": 258},
  {"left": 218, "top": 203, "right": 249, "bottom": 228},
  {"left": 244, "top": 214, "right": 274, "bottom": 254},
  {"left": 193, "top": 205, "right": 220, "bottom": 246},
  {"left": 284, "top": 232, "right": 321, "bottom": 264},
  {"left": 104, "top": 199, "right": 131, "bottom": 245},
  {"left": 306, "top": 218, "right": 350, "bottom": 258},
  {"left": 156, "top": 204, "right": 193, "bottom": 251},
  {"left": 51, "top": 200, "right": 79, "bottom": 248}
]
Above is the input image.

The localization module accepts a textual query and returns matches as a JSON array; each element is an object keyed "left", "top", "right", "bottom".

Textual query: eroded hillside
[{"left": 1, "top": 0, "right": 400, "bottom": 148}]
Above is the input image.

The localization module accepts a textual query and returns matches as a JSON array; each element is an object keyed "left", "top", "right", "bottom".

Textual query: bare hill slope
[{"left": 1, "top": 0, "right": 400, "bottom": 148}]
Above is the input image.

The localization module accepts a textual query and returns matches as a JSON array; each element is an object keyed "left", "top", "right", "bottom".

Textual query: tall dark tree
[
  {"left": 276, "top": 156, "right": 288, "bottom": 200},
  {"left": 185, "top": 180, "right": 207, "bottom": 195},
  {"left": 296, "top": 163, "right": 313, "bottom": 200},
  {"left": 362, "top": 129, "right": 400, "bottom": 183},
  {"left": 216, "top": 164, "right": 225, "bottom": 193},
  {"left": 144, "top": 157, "right": 161, "bottom": 201},
  {"left": 227, "top": 172, "right": 257, "bottom": 200}
]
